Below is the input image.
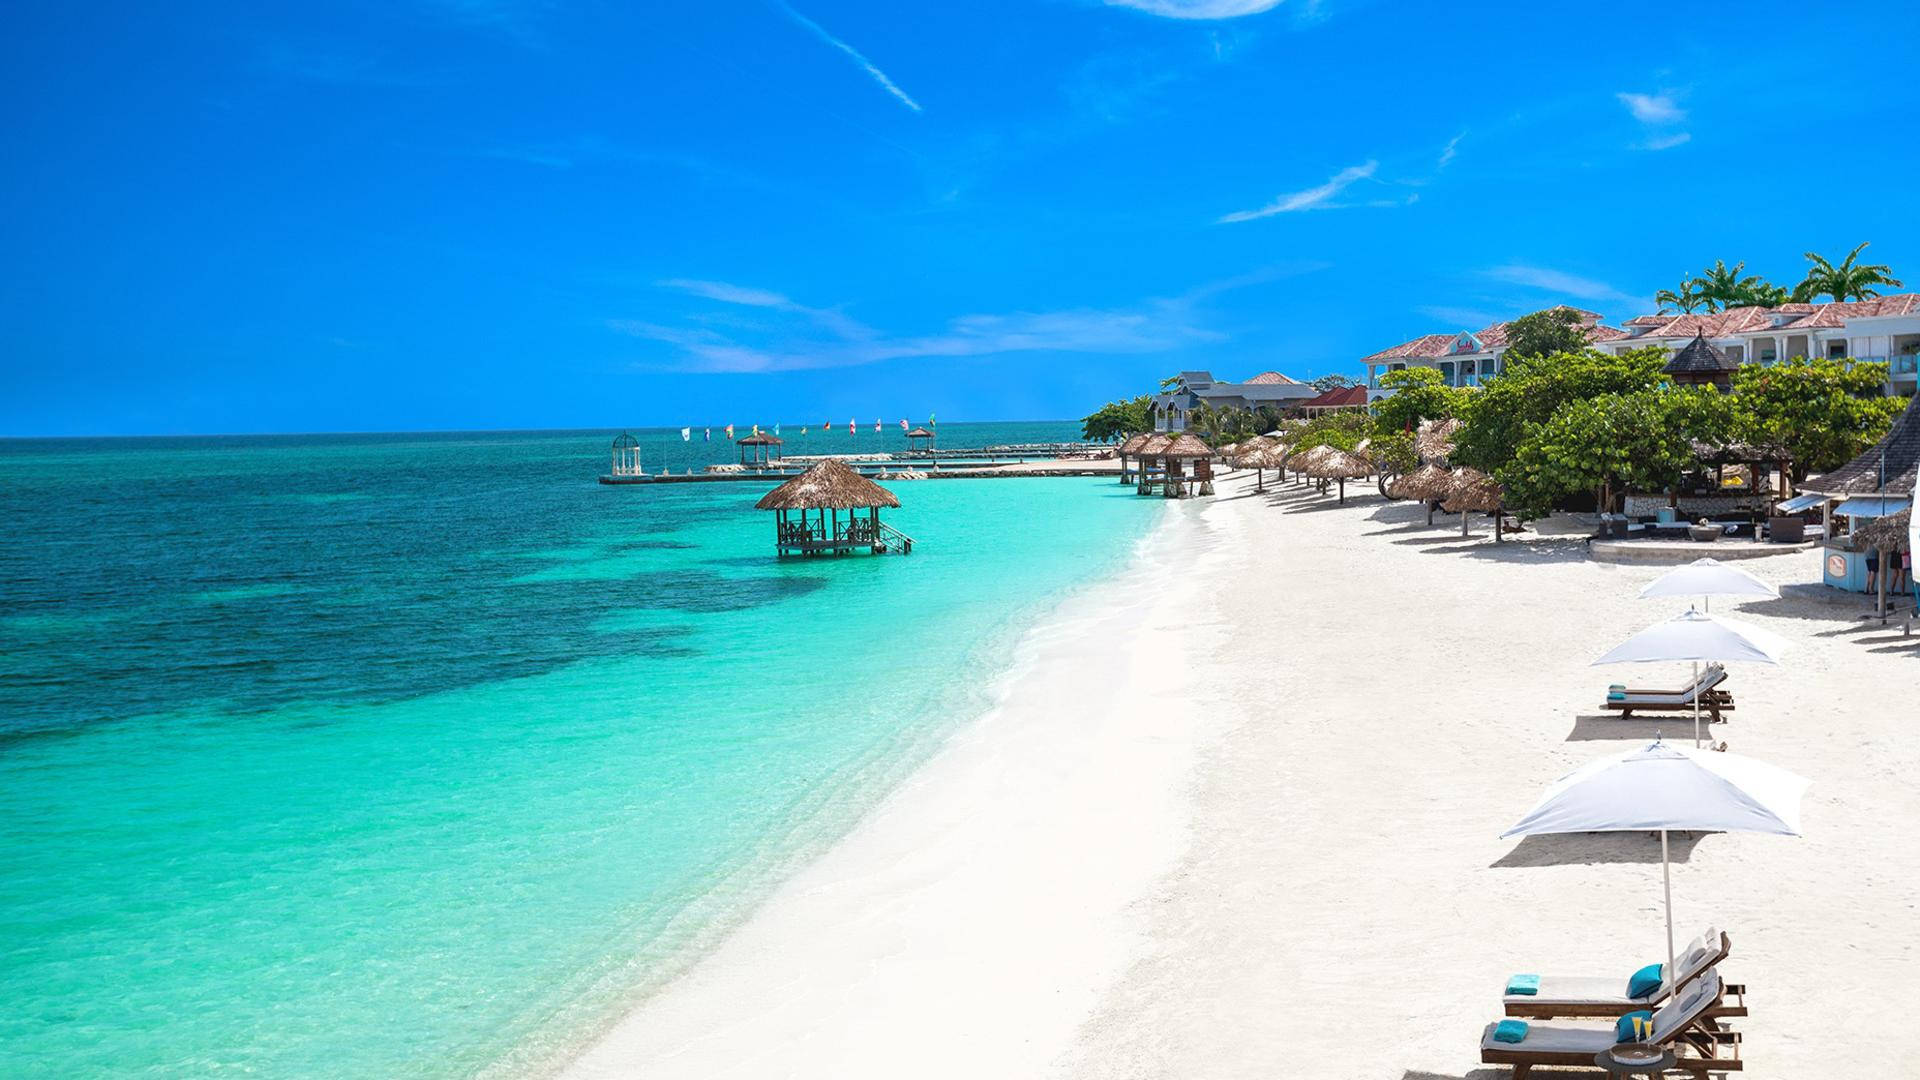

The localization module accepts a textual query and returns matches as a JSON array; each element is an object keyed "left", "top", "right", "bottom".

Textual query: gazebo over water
[
  {"left": 905, "top": 427, "right": 936, "bottom": 454},
  {"left": 737, "top": 432, "right": 784, "bottom": 467},
  {"left": 608, "top": 432, "right": 642, "bottom": 477},
  {"left": 755, "top": 459, "right": 912, "bottom": 556}
]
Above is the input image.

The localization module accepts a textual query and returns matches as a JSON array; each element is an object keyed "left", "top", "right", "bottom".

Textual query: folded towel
[
  {"left": 1505, "top": 973, "right": 1540, "bottom": 996},
  {"left": 1608, "top": 683, "right": 1625, "bottom": 690},
  {"left": 1614, "top": 1010, "right": 1654, "bottom": 1043},
  {"left": 1493, "top": 1019, "right": 1529, "bottom": 1044},
  {"left": 1607, "top": 691, "right": 1627, "bottom": 700},
  {"left": 1627, "top": 962, "right": 1664, "bottom": 998}
]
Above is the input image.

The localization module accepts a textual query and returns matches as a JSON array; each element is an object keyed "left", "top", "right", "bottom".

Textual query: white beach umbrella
[
  {"left": 1594, "top": 609, "right": 1789, "bottom": 748},
  {"left": 1639, "top": 557, "right": 1777, "bottom": 613},
  {"left": 1503, "top": 740, "right": 1809, "bottom": 980}
]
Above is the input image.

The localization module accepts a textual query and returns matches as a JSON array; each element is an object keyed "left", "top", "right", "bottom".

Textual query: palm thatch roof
[
  {"left": 905, "top": 427, "right": 935, "bottom": 438},
  {"left": 1117, "top": 432, "right": 1155, "bottom": 455},
  {"left": 1291, "top": 445, "right": 1335, "bottom": 474},
  {"left": 737, "top": 432, "right": 783, "bottom": 445},
  {"left": 1238, "top": 440, "right": 1289, "bottom": 469},
  {"left": 1441, "top": 467, "right": 1502, "bottom": 513},
  {"left": 1157, "top": 432, "right": 1214, "bottom": 458},
  {"left": 1389, "top": 462, "right": 1452, "bottom": 501},
  {"left": 1414, "top": 418, "right": 1462, "bottom": 463},
  {"left": 1305, "top": 449, "right": 1371, "bottom": 480},
  {"left": 1851, "top": 508, "right": 1912, "bottom": 553},
  {"left": 755, "top": 459, "right": 901, "bottom": 511},
  {"left": 1802, "top": 391, "right": 1920, "bottom": 496}
]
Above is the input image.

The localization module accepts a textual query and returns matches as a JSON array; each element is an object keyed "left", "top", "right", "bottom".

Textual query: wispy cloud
[
  {"left": 1616, "top": 91, "right": 1684, "bottom": 125},
  {"left": 1437, "top": 132, "right": 1464, "bottom": 169},
  {"left": 1484, "top": 265, "right": 1636, "bottom": 306},
  {"left": 1218, "top": 160, "right": 1379, "bottom": 223},
  {"left": 775, "top": 3, "right": 921, "bottom": 112},
  {"left": 1104, "top": 0, "right": 1286, "bottom": 18},
  {"left": 1616, "top": 90, "right": 1689, "bottom": 151},
  {"left": 612, "top": 273, "right": 1318, "bottom": 373},
  {"left": 1418, "top": 304, "right": 1504, "bottom": 328}
]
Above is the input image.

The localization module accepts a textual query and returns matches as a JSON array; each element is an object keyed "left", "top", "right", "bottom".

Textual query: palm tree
[
  {"left": 1654, "top": 278, "right": 1708, "bottom": 314},
  {"left": 1691, "top": 260, "right": 1771, "bottom": 313},
  {"left": 1728, "top": 281, "right": 1791, "bottom": 309},
  {"left": 1794, "top": 242, "right": 1904, "bottom": 303}
]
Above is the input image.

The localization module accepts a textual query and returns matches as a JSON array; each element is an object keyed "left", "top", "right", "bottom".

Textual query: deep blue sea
[{"left": 0, "top": 424, "right": 1159, "bottom": 1077}]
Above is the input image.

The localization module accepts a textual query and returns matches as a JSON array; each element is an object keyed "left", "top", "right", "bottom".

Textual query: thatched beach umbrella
[
  {"left": 1306, "top": 448, "right": 1372, "bottom": 504},
  {"left": 1415, "top": 417, "right": 1462, "bottom": 464},
  {"left": 1237, "top": 438, "right": 1286, "bottom": 492},
  {"left": 1290, "top": 444, "right": 1333, "bottom": 486},
  {"left": 1390, "top": 462, "right": 1454, "bottom": 524},
  {"left": 1441, "top": 467, "right": 1504, "bottom": 540},
  {"left": 1853, "top": 507, "right": 1913, "bottom": 553}
]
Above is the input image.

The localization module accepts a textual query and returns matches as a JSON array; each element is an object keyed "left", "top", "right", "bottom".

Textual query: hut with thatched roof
[
  {"left": 1664, "top": 332, "right": 1740, "bottom": 391},
  {"left": 1442, "top": 467, "right": 1505, "bottom": 540},
  {"left": 736, "top": 431, "right": 784, "bottom": 467},
  {"left": 1802, "top": 390, "right": 1920, "bottom": 500},
  {"left": 756, "top": 459, "right": 909, "bottom": 556},
  {"left": 1147, "top": 432, "right": 1215, "bottom": 497},
  {"left": 1116, "top": 431, "right": 1156, "bottom": 486},
  {"left": 904, "top": 426, "right": 937, "bottom": 456}
]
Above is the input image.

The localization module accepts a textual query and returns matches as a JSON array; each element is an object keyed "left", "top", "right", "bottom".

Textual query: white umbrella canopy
[
  {"left": 1594, "top": 609, "right": 1788, "bottom": 747},
  {"left": 1639, "top": 557, "right": 1778, "bottom": 613},
  {"left": 1504, "top": 740, "right": 1810, "bottom": 980}
]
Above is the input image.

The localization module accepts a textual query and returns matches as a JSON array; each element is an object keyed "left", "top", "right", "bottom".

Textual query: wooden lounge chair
[
  {"left": 1481, "top": 972, "right": 1742, "bottom": 1076},
  {"left": 1502, "top": 930, "right": 1744, "bottom": 1019},
  {"left": 1602, "top": 666, "right": 1734, "bottom": 721}
]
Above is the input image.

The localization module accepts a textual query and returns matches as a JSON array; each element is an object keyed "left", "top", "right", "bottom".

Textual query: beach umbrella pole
[
  {"left": 1661, "top": 829, "right": 1677, "bottom": 981},
  {"left": 1692, "top": 659, "right": 1702, "bottom": 748}
]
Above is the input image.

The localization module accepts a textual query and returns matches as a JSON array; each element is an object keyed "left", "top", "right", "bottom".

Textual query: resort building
[
  {"left": 1360, "top": 309, "right": 1629, "bottom": 397},
  {"left": 1361, "top": 296, "right": 1920, "bottom": 398},
  {"left": 1152, "top": 370, "right": 1317, "bottom": 432}
]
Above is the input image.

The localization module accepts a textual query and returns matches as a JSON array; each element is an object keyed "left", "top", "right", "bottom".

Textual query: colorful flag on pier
[
  {"left": 899, "top": 418, "right": 908, "bottom": 430},
  {"left": 703, "top": 427, "right": 711, "bottom": 442},
  {"left": 801, "top": 426, "right": 808, "bottom": 436},
  {"left": 751, "top": 423, "right": 759, "bottom": 436},
  {"left": 929, "top": 412, "right": 937, "bottom": 427},
  {"left": 774, "top": 422, "right": 781, "bottom": 436},
  {"left": 850, "top": 417, "right": 857, "bottom": 434},
  {"left": 680, "top": 427, "right": 690, "bottom": 441},
  {"left": 725, "top": 423, "right": 735, "bottom": 441},
  {"left": 873, "top": 418, "right": 880, "bottom": 433},
  {"left": 824, "top": 420, "right": 831, "bottom": 431}
]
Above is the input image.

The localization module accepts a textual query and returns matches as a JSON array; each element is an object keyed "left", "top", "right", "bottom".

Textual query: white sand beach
[{"left": 556, "top": 467, "right": 1919, "bottom": 1079}]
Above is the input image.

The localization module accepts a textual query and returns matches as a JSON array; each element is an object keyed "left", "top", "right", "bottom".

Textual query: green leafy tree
[
  {"left": 1080, "top": 395, "right": 1152, "bottom": 442},
  {"left": 1499, "top": 391, "right": 1702, "bottom": 516},
  {"left": 1730, "top": 358, "right": 1902, "bottom": 479},
  {"left": 1793, "top": 242, "right": 1904, "bottom": 303},
  {"left": 1368, "top": 430, "right": 1417, "bottom": 475},
  {"left": 1452, "top": 346, "right": 1669, "bottom": 473},
  {"left": 1310, "top": 373, "right": 1359, "bottom": 392},
  {"left": 1655, "top": 278, "right": 1708, "bottom": 313},
  {"left": 1504, "top": 307, "right": 1591, "bottom": 360},
  {"left": 1283, "top": 409, "right": 1371, "bottom": 453},
  {"left": 1371, "top": 366, "right": 1465, "bottom": 436}
]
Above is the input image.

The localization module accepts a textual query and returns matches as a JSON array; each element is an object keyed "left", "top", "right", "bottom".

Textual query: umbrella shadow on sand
[
  {"left": 1400, "top": 1070, "right": 1507, "bottom": 1080},
  {"left": 1492, "top": 830, "right": 1704, "bottom": 869},
  {"left": 1564, "top": 714, "right": 1713, "bottom": 742}
]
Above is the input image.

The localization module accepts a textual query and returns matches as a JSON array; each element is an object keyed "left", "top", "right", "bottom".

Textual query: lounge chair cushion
[
  {"left": 1615, "top": 1010, "right": 1654, "bottom": 1042},
  {"left": 1627, "top": 963, "right": 1664, "bottom": 998},
  {"left": 1506, "top": 973, "right": 1540, "bottom": 995},
  {"left": 1493, "top": 1019, "right": 1528, "bottom": 1044}
]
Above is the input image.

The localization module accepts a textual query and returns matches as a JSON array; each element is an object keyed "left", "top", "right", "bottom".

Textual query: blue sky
[{"left": 4, "top": 0, "right": 1919, "bottom": 435}]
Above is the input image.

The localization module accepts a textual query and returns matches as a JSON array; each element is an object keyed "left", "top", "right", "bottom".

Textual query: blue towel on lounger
[
  {"left": 1493, "top": 1019, "right": 1528, "bottom": 1044},
  {"left": 1607, "top": 691, "right": 1627, "bottom": 700},
  {"left": 1506, "top": 973, "right": 1540, "bottom": 995}
]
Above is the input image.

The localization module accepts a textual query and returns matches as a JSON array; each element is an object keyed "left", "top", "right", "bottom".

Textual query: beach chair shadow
[
  {"left": 1564, "top": 714, "right": 1672, "bottom": 742},
  {"left": 1400, "top": 1070, "right": 1507, "bottom": 1080},
  {"left": 1491, "top": 830, "right": 1702, "bottom": 869}
]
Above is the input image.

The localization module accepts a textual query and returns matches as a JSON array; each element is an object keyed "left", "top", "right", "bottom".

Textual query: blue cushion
[
  {"left": 1607, "top": 691, "right": 1627, "bottom": 700},
  {"left": 1615, "top": 1010, "right": 1654, "bottom": 1043},
  {"left": 1493, "top": 1019, "right": 1529, "bottom": 1044},
  {"left": 1627, "top": 962, "right": 1664, "bottom": 998},
  {"left": 1506, "top": 973, "right": 1540, "bottom": 996}
]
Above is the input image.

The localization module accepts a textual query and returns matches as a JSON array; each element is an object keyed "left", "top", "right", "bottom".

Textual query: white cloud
[
  {"left": 1437, "top": 132, "right": 1464, "bottom": 168},
  {"left": 1639, "top": 131, "right": 1692, "bottom": 151},
  {"left": 776, "top": 3, "right": 922, "bottom": 112},
  {"left": 1104, "top": 0, "right": 1285, "bottom": 17},
  {"left": 614, "top": 277, "right": 1282, "bottom": 373},
  {"left": 1484, "top": 265, "right": 1636, "bottom": 305},
  {"left": 1616, "top": 91, "right": 1684, "bottom": 125},
  {"left": 1218, "top": 160, "right": 1379, "bottom": 223}
]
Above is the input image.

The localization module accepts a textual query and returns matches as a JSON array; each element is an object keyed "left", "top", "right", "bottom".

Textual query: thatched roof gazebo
[
  {"left": 905, "top": 426, "right": 937, "bottom": 454},
  {"left": 1852, "top": 508, "right": 1912, "bottom": 554},
  {"left": 1150, "top": 432, "right": 1216, "bottom": 497},
  {"left": 1664, "top": 332, "right": 1739, "bottom": 391},
  {"left": 1116, "top": 431, "right": 1156, "bottom": 486},
  {"left": 737, "top": 431, "right": 784, "bottom": 467},
  {"left": 1441, "top": 467, "right": 1506, "bottom": 540},
  {"left": 756, "top": 459, "right": 908, "bottom": 556}
]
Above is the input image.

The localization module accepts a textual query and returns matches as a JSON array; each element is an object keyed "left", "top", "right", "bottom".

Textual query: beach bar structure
[
  {"left": 736, "top": 432, "right": 783, "bottom": 468},
  {"left": 904, "top": 427, "right": 937, "bottom": 454},
  {"left": 1795, "top": 391, "right": 1918, "bottom": 597},
  {"left": 756, "top": 459, "right": 913, "bottom": 556},
  {"left": 608, "top": 432, "right": 643, "bottom": 478},
  {"left": 1135, "top": 433, "right": 1214, "bottom": 498}
]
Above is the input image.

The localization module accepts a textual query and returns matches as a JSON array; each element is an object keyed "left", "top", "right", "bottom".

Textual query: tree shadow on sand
[
  {"left": 1492, "top": 830, "right": 1704, "bottom": 869},
  {"left": 1401, "top": 1070, "right": 1508, "bottom": 1080}
]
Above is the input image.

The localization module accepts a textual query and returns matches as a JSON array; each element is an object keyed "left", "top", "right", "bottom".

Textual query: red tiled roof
[
  {"left": 1244, "top": 370, "right": 1302, "bottom": 385},
  {"left": 1624, "top": 314, "right": 1675, "bottom": 327},
  {"left": 1628, "top": 306, "right": 1773, "bottom": 340},
  {"left": 1301, "top": 385, "right": 1370, "bottom": 408},
  {"left": 1761, "top": 294, "right": 1920, "bottom": 331},
  {"left": 1360, "top": 333, "right": 1461, "bottom": 364}
]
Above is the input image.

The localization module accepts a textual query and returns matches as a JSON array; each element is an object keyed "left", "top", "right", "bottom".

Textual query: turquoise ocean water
[{"left": 0, "top": 424, "right": 1159, "bottom": 1077}]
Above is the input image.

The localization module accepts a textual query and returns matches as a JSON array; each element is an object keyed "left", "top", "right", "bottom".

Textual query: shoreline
[{"left": 550, "top": 495, "right": 1222, "bottom": 1078}]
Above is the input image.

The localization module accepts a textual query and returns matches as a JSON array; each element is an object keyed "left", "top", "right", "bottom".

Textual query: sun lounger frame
[
  {"left": 1483, "top": 974, "right": 1743, "bottom": 1076},
  {"left": 1503, "top": 932, "right": 1743, "bottom": 1019}
]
